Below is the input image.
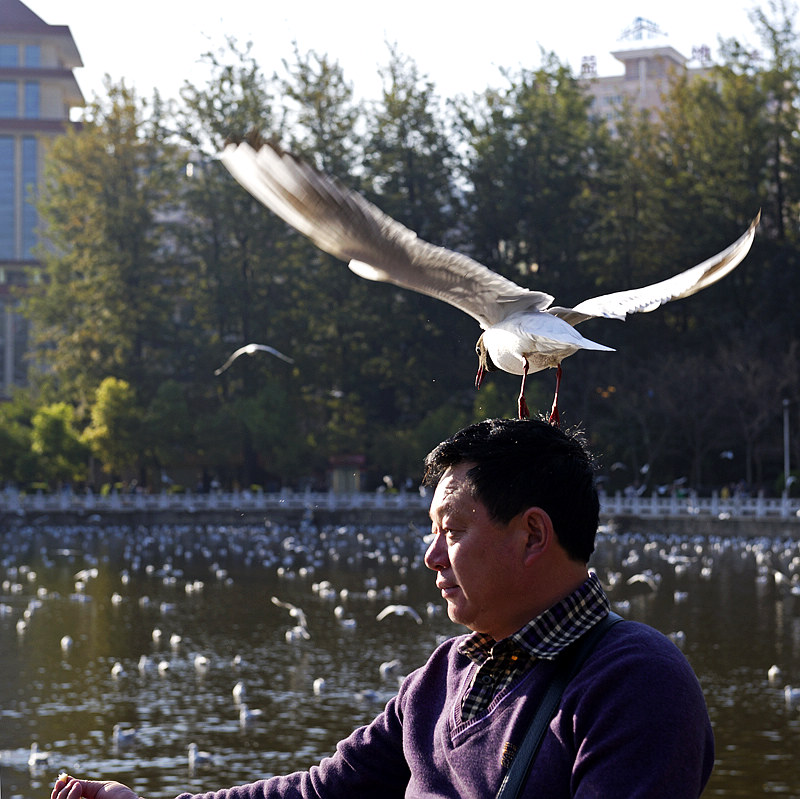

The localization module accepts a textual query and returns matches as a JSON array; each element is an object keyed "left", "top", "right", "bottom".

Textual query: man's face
[{"left": 424, "top": 462, "right": 526, "bottom": 641}]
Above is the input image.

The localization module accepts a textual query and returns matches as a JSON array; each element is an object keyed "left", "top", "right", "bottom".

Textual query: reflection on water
[{"left": 1, "top": 521, "right": 799, "bottom": 798}]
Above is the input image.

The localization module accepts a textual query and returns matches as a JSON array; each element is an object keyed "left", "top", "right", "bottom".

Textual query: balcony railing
[{"left": 2, "top": 487, "right": 800, "bottom": 521}]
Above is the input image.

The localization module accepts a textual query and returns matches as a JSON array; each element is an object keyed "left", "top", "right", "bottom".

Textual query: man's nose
[{"left": 424, "top": 532, "right": 448, "bottom": 572}]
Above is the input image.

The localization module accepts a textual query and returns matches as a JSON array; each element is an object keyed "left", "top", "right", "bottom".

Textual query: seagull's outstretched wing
[
  {"left": 214, "top": 343, "right": 294, "bottom": 376},
  {"left": 549, "top": 212, "right": 760, "bottom": 326},
  {"left": 221, "top": 142, "right": 552, "bottom": 329}
]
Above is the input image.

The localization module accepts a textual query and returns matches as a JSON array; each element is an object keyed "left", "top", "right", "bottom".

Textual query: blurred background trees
[{"left": 8, "top": 6, "right": 800, "bottom": 495}]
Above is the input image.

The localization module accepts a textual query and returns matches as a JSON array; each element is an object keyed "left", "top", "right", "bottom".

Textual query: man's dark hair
[{"left": 422, "top": 418, "right": 599, "bottom": 563}]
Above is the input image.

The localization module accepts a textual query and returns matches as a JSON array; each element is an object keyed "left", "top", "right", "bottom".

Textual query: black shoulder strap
[{"left": 494, "top": 611, "right": 624, "bottom": 799}]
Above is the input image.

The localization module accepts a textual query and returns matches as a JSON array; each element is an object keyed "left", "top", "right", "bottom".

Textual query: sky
[{"left": 25, "top": 0, "right": 772, "bottom": 107}]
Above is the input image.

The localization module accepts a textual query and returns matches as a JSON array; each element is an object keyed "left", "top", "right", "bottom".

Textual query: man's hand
[{"left": 52, "top": 775, "right": 139, "bottom": 799}]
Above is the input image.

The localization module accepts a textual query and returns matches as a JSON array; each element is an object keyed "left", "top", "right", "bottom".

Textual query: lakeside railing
[{"left": 2, "top": 486, "right": 800, "bottom": 520}]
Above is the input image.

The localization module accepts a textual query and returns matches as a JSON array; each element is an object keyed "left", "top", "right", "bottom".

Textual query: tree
[
  {"left": 715, "top": 336, "right": 800, "bottom": 487},
  {"left": 0, "top": 391, "right": 38, "bottom": 486},
  {"left": 177, "top": 41, "right": 303, "bottom": 485},
  {"left": 457, "top": 54, "right": 605, "bottom": 298},
  {"left": 26, "top": 81, "right": 184, "bottom": 410},
  {"left": 343, "top": 45, "right": 475, "bottom": 427},
  {"left": 82, "top": 377, "right": 143, "bottom": 484},
  {"left": 30, "top": 402, "right": 89, "bottom": 486},
  {"left": 748, "top": 0, "right": 800, "bottom": 242},
  {"left": 143, "top": 379, "right": 197, "bottom": 480},
  {"left": 280, "top": 43, "right": 363, "bottom": 175}
]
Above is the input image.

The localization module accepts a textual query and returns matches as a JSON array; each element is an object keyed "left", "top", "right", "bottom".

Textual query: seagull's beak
[
  {"left": 475, "top": 335, "right": 491, "bottom": 389},
  {"left": 475, "top": 362, "right": 485, "bottom": 389}
]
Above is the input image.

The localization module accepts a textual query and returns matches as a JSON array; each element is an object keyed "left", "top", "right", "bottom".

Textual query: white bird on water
[
  {"left": 187, "top": 742, "right": 214, "bottom": 773},
  {"left": 112, "top": 723, "right": 137, "bottom": 748},
  {"left": 214, "top": 343, "right": 294, "bottom": 376},
  {"left": 28, "top": 742, "right": 49, "bottom": 770},
  {"left": 238, "top": 703, "right": 264, "bottom": 726},
  {"left": 221, "top": 141, "right": 760, "bottom": 423}
]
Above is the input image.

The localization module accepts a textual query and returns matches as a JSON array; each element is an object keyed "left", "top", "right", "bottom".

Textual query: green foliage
[
  {"left": 456, "top": 53, "right": 604, "bottom": 297},
  {"left": 26, "top": 81, "right": 184, "bottom": 409},
  {"left": 0, "top": 391, "right": 39, "bottom": 485},
  {"left": 8, "top": 13, "right": 800, "bottom": 494},
  {"left": 30, "top": 402, "right": 89, "bottom": 485},
  {"left": 144, "top": 379, "right": 196, "bottom": 472},
  {"left": 82, "top": 377, "right": 143, "bottom": 478}
]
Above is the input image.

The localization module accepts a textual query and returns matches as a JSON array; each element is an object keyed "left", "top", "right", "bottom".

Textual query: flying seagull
[
  {"left": 270, "top": 595, "right": 309, "bottom": 631},
  {"left": 376, "top": 604, "right": 424, "bottom": 624},
  {"left": 214, "top": 342, "right": 294, "bottom": 376},
  {"left": 221, "top": 141, "right": 760, "bottom": 423}
]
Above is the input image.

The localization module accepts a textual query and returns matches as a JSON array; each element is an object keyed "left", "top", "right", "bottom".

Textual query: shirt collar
[{"left": 458, "top": 571, "right": 610, "bottom": 663}]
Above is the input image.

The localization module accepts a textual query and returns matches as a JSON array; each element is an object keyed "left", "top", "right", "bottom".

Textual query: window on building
[
  {"left": 0, "top": 137, "right": 14, "bottom": 259},
  {"left": 24, "top": 82, "right": 39, "bottom": 118},
  {"left": 22, "top": 137, "right": 38, "bottom": 259},
  {"left": 0, "top": 45, "right": 18, "bottom": 67},
  {"left": 24, "top": 45, "right": 41, "bottom": 67},
  {"left": 0, "top": 82, "right": 18, "bottom": 117}
]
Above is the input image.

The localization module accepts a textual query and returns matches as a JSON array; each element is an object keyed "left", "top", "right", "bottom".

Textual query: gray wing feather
[{"left": 221, "top": 142, "right": 552, "bottom": 328}]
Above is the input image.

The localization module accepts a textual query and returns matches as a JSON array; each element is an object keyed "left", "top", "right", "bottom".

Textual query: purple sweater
[{"left": 178, "top": 620, "right": 713, "bottom": 798}]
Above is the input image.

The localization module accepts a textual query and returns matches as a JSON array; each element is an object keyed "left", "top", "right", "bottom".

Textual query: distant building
[
  {"left": 581, "top": 18, "right": 713, "bottom": 133},
  {"left": 0, "top": 0, "right": 84, "bottom": 396}
]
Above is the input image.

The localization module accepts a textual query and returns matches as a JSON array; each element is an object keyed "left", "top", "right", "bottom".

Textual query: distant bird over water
[
  {"left": 214, "top": 343, "right": 294, "bottom": 376},
  {"left": 376, "top": 604, "right": 424, "bottom": 624},
  {"left": 221, "top": 141, "right": 760, "bottom": 423}
]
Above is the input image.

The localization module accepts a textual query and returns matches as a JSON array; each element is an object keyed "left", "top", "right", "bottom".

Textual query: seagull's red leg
[
  {"left": 518, "top": 360, "right": 530, "bottom": 419},
  {"left": 548, "top": 365, "right": 562, "bottom": 427}
]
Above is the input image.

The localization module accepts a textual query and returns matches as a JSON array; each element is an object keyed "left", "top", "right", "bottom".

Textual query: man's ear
[{"left": 521, "top": 507, "right": 554, "bottom": 564}]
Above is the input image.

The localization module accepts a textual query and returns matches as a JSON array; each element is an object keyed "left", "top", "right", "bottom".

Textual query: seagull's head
[{"left": 475, "top": 335, "right": 498, "bottom": 389}]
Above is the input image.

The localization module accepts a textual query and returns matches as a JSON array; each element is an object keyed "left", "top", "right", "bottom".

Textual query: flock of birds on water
[{"left": 1, "top": 517, "right": 799, "bottom": 785}]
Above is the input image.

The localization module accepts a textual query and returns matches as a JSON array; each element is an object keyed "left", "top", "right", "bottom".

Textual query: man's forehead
[
  {"left": 435, "top": 463, "right": 474, "bottom": 491},
  {"left": 430, "top": 464, "right": 477, "bottom": 513}
]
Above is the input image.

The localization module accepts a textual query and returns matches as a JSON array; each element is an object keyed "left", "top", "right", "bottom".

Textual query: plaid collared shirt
[{"left": 458, "top": 571, "right": 610, "bottom": 722}]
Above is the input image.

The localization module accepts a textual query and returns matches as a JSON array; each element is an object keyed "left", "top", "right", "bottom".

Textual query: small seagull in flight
[
  {"left": 214, "top": 343, "right": 294, "bottom": 376},
  {"left": 271, "top": 595, "right": 310, "bottom": 634},
  {"left": 376, "top": 604, "right": 424, "bottom": 624},
  {"left": 221, "top": 141, "right": 759, "bottom": 423}
]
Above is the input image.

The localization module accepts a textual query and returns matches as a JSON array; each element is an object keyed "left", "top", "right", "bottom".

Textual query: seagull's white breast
[{"left": 482, "top": 311, "right": 614, "bottom": 375}]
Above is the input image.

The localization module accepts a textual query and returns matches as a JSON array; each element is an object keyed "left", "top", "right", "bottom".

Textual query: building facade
[
  {"left": 582, "top": 44, "right": 712, "bottom": 132},
  {"left": 0, "top": 0, "right": 84, "bottom": 396},
  {"left": 580, "top": 17, "right": 713, "bottom": 133}
]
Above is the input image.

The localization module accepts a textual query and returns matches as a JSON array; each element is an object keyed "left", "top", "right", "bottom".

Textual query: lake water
[{"left": 1, "top": 520, "right": 799, "bottom": 798}]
